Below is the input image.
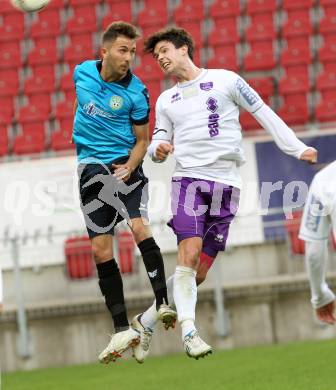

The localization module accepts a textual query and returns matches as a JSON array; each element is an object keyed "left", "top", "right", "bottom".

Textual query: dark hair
[
  {"left": 143, "top": 27, "right": 195, "bottom": 60},
  {"left": 102, "top": 21, "right": 141, "bottom": 44}
]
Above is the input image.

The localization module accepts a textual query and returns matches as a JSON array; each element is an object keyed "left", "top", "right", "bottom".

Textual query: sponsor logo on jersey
[
  {"left": 83, "top": 102, "right": 114, "bottom": 118},
  {"left": 206, "top": 97, "right": 219, "bottom": 137},
  {"left": 206, "top": 97, "right": 218, "bottom": 113},
  {"left": 110, "top": 95, "right": 123, "bottom": 110},
  {"left": 171, "top": 92, "right": 181, "bottom": 103},
  {"left": 236, "top": 78, "right": 259, "bottom": 106},
  {"left": 305, "top": 195, "right": 323, "bottom": 232},
  {"left": 200, "top": 82, "right": 213, "bottom": 91}
]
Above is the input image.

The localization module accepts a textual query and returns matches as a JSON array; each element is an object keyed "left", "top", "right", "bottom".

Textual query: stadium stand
[{"left": 1, "top": 0, "right": 336, "bottom": 157}]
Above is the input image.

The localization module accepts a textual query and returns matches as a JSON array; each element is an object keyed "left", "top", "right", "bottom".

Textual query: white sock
[
  {"left": 173, "top": 266, "right": 197, "bottom": 339},
  {"left": 139, "top": 303, "right": 158, "bottom": 330},
  {"left": 140, "top": 275, "right": 176, "bottom": 330},
  {"left": 181, "top": 319, "right": 196, "bottom": 339},
  {"left": 166, "top": 275, "right": 176, "bottom": 310}
]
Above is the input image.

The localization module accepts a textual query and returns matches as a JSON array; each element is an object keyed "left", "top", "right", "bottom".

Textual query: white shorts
[{"left": 299, "top": 181, "right": 336, "bottom": 242}]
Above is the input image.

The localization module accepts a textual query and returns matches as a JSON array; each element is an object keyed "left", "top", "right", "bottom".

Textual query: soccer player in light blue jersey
[{"left": 72, "top": 22, "right": 176, "bottom": 364}]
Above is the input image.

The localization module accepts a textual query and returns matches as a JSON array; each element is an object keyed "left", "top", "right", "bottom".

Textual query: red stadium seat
[
  {"left": 137, "top": 0, "right": 168, "bottom": 27},
  {"left": 0, "top": 42, "right": 21, "bottom": 70},
  {"left": 13, "top": 122, "right": 46, "bottom": 155},
  {"left": 59, "top": 70, "right": 75, "bottom": 94},
  {"left": 55, "top": 99, "right": 74, "bottom": 120},
  {"left": 282, "top": 9, "right": 313, "bottom": 38},
  {"left": 64, "top": 236, "right": 94, "bottom": 279},
  {"left": 243, "top": 41, "right": 276, "bottom": 71},
  {"left": 209, "top": 0, "right": 241, "bottom": 19},
  {"left": 27, "top": 38, "right": 58, "bottom": 66},
  {"left": 178, "top": 21, "right": 203, "bottom": 45},
  {"left": 280, "top": 37, "right": 312, "bottom": 66},
  {"left": 245, "top": 0, "right": 277, "bottom": 14},
  {"left": 0, "top": 13, "right": 24, "bottom": 42},
  {"left": 278, "top": 65, "right": 310, "bottom": 95},
  {"left": 208, "top": 17, "right": 239, "bottom": 46},
  {"left": 316, "top": 62, "right": 336, "bottom": 91},
  {"left": 133, "top": 55, "right": 163, "bottom": 82},
  {"left": 0, "top": 70, "right": 19, "bottom": 97},
  {"left": 102, "top": 2, "right": 132, "bottom": 28},
  {"left": 65, "top": 6, "right": 97, "bottom": 35},
  {"left": 319, "top": 5, "right": 336, "bottom": 34},
  {"left": 18, "top": 95, "right": 51, "bottom": 123},
  {"left": 276, "top": 93, "right": 309, "bottom": 125},
  {"left": 281, "top": 0, "right": 315, "bottom": 10},
  {"left": 63, "top": 34, "right": 95, "bottom": 64},
  {"left": 0, "top": 98, "right": 14, "bottom": 125},
  {"left": 0, "top": 125, "right": 9, "bottom": 156},
  {"left": 172, "top": 0, "right": 204, "bottom": 23},
  {"left": 68, "top": 0, "right": 101, "bottom": 5},
  {"left": 146, "top": 80, "right": 162, "bottom": 105},
  {"left": 247, "top": 77, "right": 274, "bottom": 99},
  {"left": 318, "top": 33, "right": 336, "bottom": 62},
  {"left": 315, "top": 90, "right": 336, "bottom": 122},
  {"left": 24, "top": 65, "right": 55, "bottom": 95},
  {"left": 320, "top": 0, "right": 336, "bottom": 5},
  {"left": 137, "top": 25, "right": 162, "bottom": 54},
  {"left": 30, "top": 10, "right": 61, "bottom": 39},
  {"left": 47, "top": 0, "right": 66, "bottom": 9},
  {"left": 207, "top": 44, "right": 238, "bottom": 71},
  {"left": 244, "top": 13, "right": 277, "bottom": 42},
  {"left": 1, "top": 1, "right": 21, "bottom": 13},
  {"left": 51, "top": 119, "right": 75, "bottom": 151},
  {"left": 240, "top": 111, "right": 263, "bottom": 131}
]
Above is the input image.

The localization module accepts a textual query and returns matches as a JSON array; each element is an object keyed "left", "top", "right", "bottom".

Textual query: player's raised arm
[
  {"left": 113, "top": 122, "right": 149, "bottom": 181},
  {"left": 148, "top": 97, "right": 174, "bottom": 163},
  {"left": 232, "top": 74, "right": 317, "bottom": 164}
]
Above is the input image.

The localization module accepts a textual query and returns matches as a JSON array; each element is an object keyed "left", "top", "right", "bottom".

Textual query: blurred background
[{"left": 1, "top": 0, "right": 336, "bottom": 374}]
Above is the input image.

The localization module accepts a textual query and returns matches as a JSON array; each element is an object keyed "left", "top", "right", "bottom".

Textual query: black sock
[
  {"left": 138, "top": 237, "right": 168, "bottom": 310},
  {"left": 96, "top": 259, "right": 129, "bottom": 333}
]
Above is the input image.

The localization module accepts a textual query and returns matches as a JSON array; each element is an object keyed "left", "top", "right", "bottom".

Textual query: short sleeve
[
  {"left": 131, "top": 87, "right": 150, "bottom": 125},
  {"left": 231, "top": 73, "right": 264, "bottom": 113}
]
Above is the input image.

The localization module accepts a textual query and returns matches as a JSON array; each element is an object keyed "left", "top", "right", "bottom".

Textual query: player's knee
[
  {"left": 91, "top": 243, "right": 113, "bottom": 263},
  {"left": 131, "top": 223, "right": 151, "bottom": 244},
  {"left": 183, "top": 247, "right": 201, "bottom": 268}
]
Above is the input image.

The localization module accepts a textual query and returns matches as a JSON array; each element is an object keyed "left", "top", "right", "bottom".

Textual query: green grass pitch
[{"left": 2, "top": 338, "right": 336, "bottom": 390}]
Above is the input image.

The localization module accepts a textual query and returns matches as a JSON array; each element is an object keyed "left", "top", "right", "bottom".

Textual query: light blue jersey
[{"left": 73, "top": 60, "right": 149, "bottom": 164}]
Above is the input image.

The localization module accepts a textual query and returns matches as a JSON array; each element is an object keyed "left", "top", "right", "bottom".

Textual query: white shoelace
[{"left": 141, "top": 328, "right": 153, "bottom": 351}]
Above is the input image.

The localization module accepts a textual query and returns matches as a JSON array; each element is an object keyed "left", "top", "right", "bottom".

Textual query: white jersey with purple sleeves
[
  {"left": 148, "top": 69, "right": 309, "bottom": 188},
  {"left": 299, "top": 161, "right": 336, "bottom": 242}
]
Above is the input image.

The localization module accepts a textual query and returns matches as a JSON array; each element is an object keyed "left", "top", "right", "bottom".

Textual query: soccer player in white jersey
[
  {"left": 131, "top": 27, "right": 317, "bottom": 362},
  {"left": 299, "top": 161, "right": 336, "bottom": 324}
]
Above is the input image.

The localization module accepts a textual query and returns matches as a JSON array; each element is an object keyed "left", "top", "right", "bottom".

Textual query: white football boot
[
  {"left": 157, "top": 303, "right": 177, "bottom": 330},
  {"left": 183, "top": 330, "right": 213, "bottom": 359},
  {"left": 98, "top": 327, "right": 140, "bottom": 364},
  {"left": 131, "top": 315, "right": 154, "bottom": 364}
]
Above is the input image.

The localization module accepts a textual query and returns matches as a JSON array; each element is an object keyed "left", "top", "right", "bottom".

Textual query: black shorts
[{"left": 78, "top": 156, "right": 149, "bottom": 238}]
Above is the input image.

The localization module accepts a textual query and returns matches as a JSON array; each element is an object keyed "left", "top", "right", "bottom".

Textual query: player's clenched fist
[
  {"left": 300, "top": 147, "right": 318, "bottom": 164},
  {"left": 155, "top": 143, "right": 174, "bottom": 161}
]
